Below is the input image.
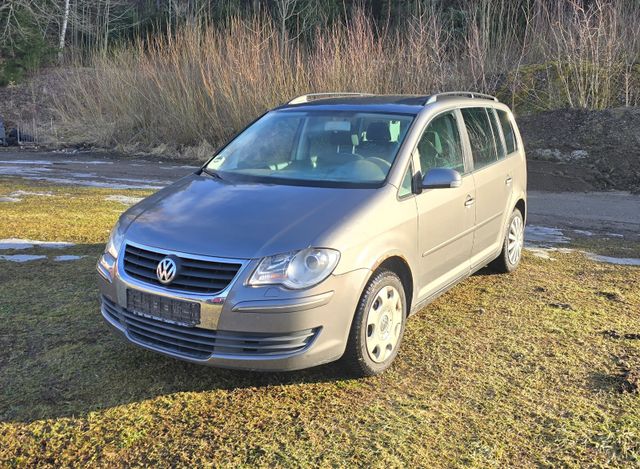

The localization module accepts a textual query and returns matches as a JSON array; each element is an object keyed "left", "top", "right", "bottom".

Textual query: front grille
[
  {"left": 102, "top": 296, "right": 318, "bottom": 360},
  {"left": 123, "top": 244, "right": 242, "bottom": 294}
]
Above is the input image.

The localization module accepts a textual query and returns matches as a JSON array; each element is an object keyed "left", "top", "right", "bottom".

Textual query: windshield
[{"left": 206, "top": 110, "right": 415, "bottom": 187}]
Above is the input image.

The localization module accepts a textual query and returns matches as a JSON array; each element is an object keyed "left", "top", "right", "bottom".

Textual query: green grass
[{"left": 1, "top": 177, "right": 639, "bottom": 467}]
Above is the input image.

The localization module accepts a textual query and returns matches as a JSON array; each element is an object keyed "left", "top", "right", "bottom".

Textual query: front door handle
[
  {"left": 464, "top": 195, "right": 475, "bottom": 207},
  {"left": 505, "top": 176, "right": 513, "bottom": 185}
]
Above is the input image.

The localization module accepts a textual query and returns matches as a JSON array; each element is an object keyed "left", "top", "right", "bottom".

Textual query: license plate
[{"left": 127, "top": 290, "right": 201, "bottom": 326}]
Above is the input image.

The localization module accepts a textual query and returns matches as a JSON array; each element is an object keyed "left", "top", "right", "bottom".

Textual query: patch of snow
[
  {"left": 570, "top": 149, "right": 589, "bottom": 160},
  {"left": 573, "top": 229, "right": 593, "bottom": 237},
  {"left": 105, "top": 195, "right": 144, "bottom": 206},
  {"left": 0, "top": 166, "right": 53, "bottom": 176},
  {"left": 524, "top": 245, "right": 639, "bottom": 266},
  {"left": 532, "top": 148, "right": 563, "bottom": 161},
  {"left": 0, "top": 160, "right": 53, "bottom": 165},
  {"left": 60, "top": 160, "right": 113, "bottom": 165},
  {"left": 67, "top": 172, "right": 98, "bottom": 179},
  {"left": 9, "top": 190, "right": 53, "bottom": 197},
  {"left": 0, "top": 196, "right": 21, "bottom": 202},
  {"left": 525, "top": 247, "right": 555, "bottom": 260},
  {"left": 525, "top": 225, "right": 570, "bottom": 246},
  {"left": 524, "top": 246, "right": 575, "bottom": 260},
  {"left": 159, "top": 165, "right": 198, "bottom": 170},
  {"left": 0, "top": 254, "right": 47, "bottom": 263},
  {"left": 106, "top": 176, "right": 170, "bottom": 185},
  {"left": 531, "top": 148, "right": 589, "bottom": 162},
  {"left": 0, "top": 238, "right": 75, "bottom": 250},
  {"left": 54, "top": 255, "right": 86, "bottom": 262},
  {"left": 605, "top": 232, "right": 624, "bottom": 238},
  {"left": 21, "top": 176, "right": 164, "bottom": 190},
  {"left": 586, "top": 253, "right": 640, "bottom": 266}
]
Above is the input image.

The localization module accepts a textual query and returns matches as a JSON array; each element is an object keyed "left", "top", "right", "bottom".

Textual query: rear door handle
[
  {"left": 505, "top": 177, "right": 513, "bottom": 185},
  {"left": 464, "top": 195, "right": 475, "bottom": 207}
]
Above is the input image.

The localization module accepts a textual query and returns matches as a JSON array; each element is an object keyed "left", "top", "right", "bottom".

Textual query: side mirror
[{"left": 421, "top": 168, "right": 462, "bottom": 189}]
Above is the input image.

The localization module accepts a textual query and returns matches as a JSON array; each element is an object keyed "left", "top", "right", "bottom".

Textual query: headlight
[
  {"left": 105, "top": 220, "right": 126, "bottom": 259},
  {"left": 249, "top": 248, "right": 340, "bottom": 289}
]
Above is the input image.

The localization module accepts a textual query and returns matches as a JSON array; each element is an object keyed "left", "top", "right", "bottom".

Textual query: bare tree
[
  {"left": 273, "top": 0, "right": 317, "bottom": 47},
  {"left": 58, "top": 0, "right": 70, "bottom": 62},
  {"left": 0, "top": 1, "right": 47, "bottom": 49},
  {"left": 273, "top": 0, "right": 297, "bottom": 46}
]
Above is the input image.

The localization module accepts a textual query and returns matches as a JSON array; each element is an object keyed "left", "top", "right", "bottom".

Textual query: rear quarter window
[
  {"left": 487, "top": 109, "right": 506, "bottom": 159},
  {"left": 497, "top": 110, "right": 517, "bottom": 154}
]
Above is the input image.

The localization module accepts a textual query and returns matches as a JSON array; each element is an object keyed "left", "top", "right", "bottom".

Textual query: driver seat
[
  {"left": 359, "top": 122, "right": 396, "bottom": 162},
  {"left": 314, "top": 131, "right": 360, "bottom": 168}
]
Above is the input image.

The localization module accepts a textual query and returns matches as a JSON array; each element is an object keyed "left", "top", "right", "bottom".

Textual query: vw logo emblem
[{"left": 156, "top": 257, "right": 177, "bottom": 284}]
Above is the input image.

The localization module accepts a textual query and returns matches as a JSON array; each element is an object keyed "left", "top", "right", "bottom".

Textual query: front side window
[
  {"left": 415, "top": 112, "right": 464, "bottom": 174},
  {"left": 206, "top": 110, "right": 414, "bottom": 187},
  {"left": 461, "top": 107, "right": 498, "bottom": 170}
]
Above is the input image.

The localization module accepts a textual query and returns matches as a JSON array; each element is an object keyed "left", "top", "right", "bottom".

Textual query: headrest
[
  {"left": 328, "top": 130, "right": 355, "bottom": 146},
  {"left": 366, "top": 122, "right": 391, "bottom": 143},
  {"left": 425, "top": 131, "right": 442, "bottom": 154}
]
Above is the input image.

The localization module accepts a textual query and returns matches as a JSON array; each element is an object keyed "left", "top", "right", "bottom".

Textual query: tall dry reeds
[{"left": 52, "top": 0, "right": 640, "bottom": 151}]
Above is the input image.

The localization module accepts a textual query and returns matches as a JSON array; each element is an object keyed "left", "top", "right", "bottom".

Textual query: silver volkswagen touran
[{"left": 98, "top": 92, "right": 527, "bottom": 376}]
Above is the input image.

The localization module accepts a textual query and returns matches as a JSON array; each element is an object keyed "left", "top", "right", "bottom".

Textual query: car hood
[{"left": 123, "top": 173, "right": 377, "bottom": 259}]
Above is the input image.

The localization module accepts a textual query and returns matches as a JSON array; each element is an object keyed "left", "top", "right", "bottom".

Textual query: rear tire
[
  {"left": 490, "top": 208, "right": 524, "bottom": 273},
  {"left": 340, "top": 270, "right": 406, "bottom": 377}
]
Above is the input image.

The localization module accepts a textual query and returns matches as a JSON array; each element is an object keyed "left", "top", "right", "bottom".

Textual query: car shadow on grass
[
  {"left": 471, "top": 266, "right": 503, "bottom": 277},
  {"left": 0, "top": 244, "right": 353, "bottom": 424}
]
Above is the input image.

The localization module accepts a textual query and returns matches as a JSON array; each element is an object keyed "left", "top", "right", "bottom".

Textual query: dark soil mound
[{"left": 519, "top": 108, "right": 640, "bottom": 193}]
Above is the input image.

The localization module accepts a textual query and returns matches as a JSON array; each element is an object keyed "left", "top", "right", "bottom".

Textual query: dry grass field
[{"left": 0, "top": 177, "right": 639, "bottom": 467}]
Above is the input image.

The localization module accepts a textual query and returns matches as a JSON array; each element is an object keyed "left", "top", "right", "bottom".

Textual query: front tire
[
  {"left": 490, "top": 208, "right": 524, "bottom": 273},
  {"left": 341, "top": 270, "right": 406, "bottom": 377}
]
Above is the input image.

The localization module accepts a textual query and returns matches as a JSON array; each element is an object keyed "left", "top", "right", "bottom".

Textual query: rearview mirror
[{"left": 421, "top": 168, "right": 462, "bottom": 189}]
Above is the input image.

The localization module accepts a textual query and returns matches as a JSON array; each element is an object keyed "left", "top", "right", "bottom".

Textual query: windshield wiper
[{"left": 201, "top": 167, "right": 224, "bottom": 181}]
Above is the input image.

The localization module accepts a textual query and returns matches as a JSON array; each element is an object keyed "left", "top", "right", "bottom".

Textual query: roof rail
[
  {"left": 288, "top": 92, "right": 375, "bottom": 105},
  {"left": 425, "top": 91, "right": 498, "bottom": 104}
]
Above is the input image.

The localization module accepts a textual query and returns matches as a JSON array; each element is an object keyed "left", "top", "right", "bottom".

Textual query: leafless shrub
[{"left": 539, "top": 0, "right": 635, "bottom": 109}]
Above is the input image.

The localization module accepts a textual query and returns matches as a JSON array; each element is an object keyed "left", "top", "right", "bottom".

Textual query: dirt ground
[
  {"left": 0, "top": 71, "right": 59, "bottom": 129},
  {"left": 519, "top": 107, "right": 640, "bottom": 193}
]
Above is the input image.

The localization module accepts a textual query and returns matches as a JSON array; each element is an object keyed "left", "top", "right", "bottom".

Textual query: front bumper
[{"left": 97, "top": 246, "right": 370, "bottom": 371}]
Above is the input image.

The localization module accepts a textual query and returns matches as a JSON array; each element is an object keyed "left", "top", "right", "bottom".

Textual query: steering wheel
[
  {"left": 327, "top": 158, "right": 386, "bottom": 180},
  {"left": 366, "top": 156, "right": 392, "bottom": 172},
  {"left": 336, "top": 151, "right": 364, "bottom": 161},
  {"left": 315, "top": 151, "right": 363, "bottom": 168}
]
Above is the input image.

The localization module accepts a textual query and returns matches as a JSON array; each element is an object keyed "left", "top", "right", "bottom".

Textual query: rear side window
[
  {"left": 416, "top": 112, "right": 465, "bottom": 174},
  {"left": 487, "top": 109, "right": 506, "bottom": 159},
  {"left": 497, "top": 110, "right": 517, "bottom": 154},
  {"left": 461, "top": 108, "right": 498, "bottom": 170}
]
